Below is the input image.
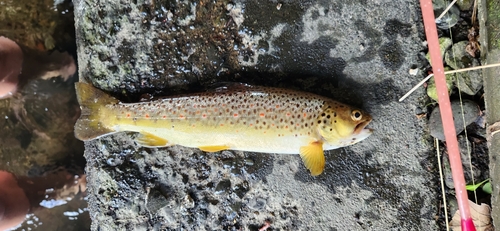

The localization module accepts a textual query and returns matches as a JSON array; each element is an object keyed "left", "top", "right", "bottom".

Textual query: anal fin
[
  {"left": 136, "top": 132, "right": 169, "bottom": 147},
  {"left": 299, "top": 141, "right": 325, "bottom": 176},
  {"left": 198, "top": 145, "right": 230, "bottom": 152}
]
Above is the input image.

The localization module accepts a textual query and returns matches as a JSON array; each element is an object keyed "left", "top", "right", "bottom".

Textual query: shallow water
[
  {"left": 0, "top": 79, "right": 89, "bottom": 231},
  {"left": 0, "top": 0, "right": 89, "bottom": 230}
]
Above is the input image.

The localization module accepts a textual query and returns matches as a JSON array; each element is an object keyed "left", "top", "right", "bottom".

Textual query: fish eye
[{"left": 351, "top": 110, "right": 362, "bottom": 121}]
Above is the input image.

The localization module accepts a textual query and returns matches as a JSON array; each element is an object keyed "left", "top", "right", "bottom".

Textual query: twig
[
  {"left": 442, "top": 63, "right": 500, "bottom": 74},
  {"left": 436, "top": 0, "right": 458, "bottom": 21},
  {"left": 399, "top": 73, "right": 434, "bottom": 102},
  {"left": 436, "top": 138, "right": 450, "bottom": 231},
  {"left": 399, "top": 63, "right": 500, "bottom": 102},
  {"left": 472, "top": 0, "right": 478, "bottom": 25}
]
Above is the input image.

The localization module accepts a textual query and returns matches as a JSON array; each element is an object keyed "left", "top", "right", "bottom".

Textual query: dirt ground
[{"left": 74, "top": 0, "right": 439, "bottom": 230}]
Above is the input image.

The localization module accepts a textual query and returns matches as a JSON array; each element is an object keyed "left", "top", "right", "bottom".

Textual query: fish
[{"left": 74, "top": 82, "right": 373, "bottom": 176}]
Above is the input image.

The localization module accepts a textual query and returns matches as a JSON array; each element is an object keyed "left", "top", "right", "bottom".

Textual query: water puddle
[{"left": 0, "top": 0, "right": 89, "bottom": 230}]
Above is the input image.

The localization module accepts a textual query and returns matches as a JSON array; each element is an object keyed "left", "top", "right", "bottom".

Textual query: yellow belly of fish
[{"left": 112, "top": 118, "right": 317, "bottom": 154}]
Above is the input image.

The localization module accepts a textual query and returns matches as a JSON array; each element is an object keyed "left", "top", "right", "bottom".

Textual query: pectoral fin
[
  {"left": 135, "top": 132, "right": 169, "bottom": 147},
  {"left": 198, "top": 145, "right": 230, "bottom": 152},
  {"left": 299, "top": 141, "right": 325, "bottom": 176}
]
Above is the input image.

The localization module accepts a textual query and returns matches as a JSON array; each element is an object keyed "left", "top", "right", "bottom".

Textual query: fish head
[{"left": 317, "top": 102, "right": 373, "bottom": 147}]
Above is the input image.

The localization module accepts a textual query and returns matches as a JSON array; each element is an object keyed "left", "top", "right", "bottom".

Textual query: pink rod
[{"left": 418, "top": 0, "right": 475, "bottom": 230}]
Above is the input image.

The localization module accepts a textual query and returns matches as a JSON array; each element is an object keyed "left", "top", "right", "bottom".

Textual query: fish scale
[
  {"left": 74, "top": 82, "right": 373, "bottom": 176},
  {"left": 110, "top": 88, "right": 324, "bottom": 137}
]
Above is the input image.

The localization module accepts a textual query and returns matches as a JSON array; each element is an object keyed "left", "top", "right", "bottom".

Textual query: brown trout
[{"left": 74, "top": 82, "right": 373, "bottom": 176}]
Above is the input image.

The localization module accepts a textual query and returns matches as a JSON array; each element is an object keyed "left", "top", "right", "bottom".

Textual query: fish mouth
[{"left": 354, "top": 120, "right": 373, "bottom": 135}]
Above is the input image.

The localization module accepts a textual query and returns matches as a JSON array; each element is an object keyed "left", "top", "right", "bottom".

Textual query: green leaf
[
  {"left": 482, "top": 182, "right": 492, "bottom": 194},
  {"left": 466, "top": 179, "right": 490, "bottom": 191}
]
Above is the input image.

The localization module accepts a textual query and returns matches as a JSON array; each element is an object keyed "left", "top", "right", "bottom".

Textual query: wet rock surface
[
  {"left": 443, "top": 135, "right": 489, "bottom": 189},
  {"left": 433, "top": 0, "right": 461, "bottom": 29},
  {"left": 0, "top": 1, "right": 89, "bottom": 230},
  {"left": 429, "top": 100, "right": 481, "bottom": 141},
  {"left": 426, "top": 68, "right": 454, "bottom": 101},
  {"left": 75, "top": 0, "right": 438, "bottom": 230},
  {"left": 425, "top": 37, "right": 452, "bottom": 64},
  {"left": 444, "top": 41, "right": 483, "bottom": 95},
  {"left": 480, "top": 0, "right": 500, "bottom": 227}
]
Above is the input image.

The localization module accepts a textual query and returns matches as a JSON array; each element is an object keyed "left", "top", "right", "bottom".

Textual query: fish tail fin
[{"left": 74, "top": 82, "right": 119, "bottom": 141}]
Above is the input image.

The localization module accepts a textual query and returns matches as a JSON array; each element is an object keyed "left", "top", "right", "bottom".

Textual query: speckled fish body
[{"left": 74, "top": 82, "right": 373, "bottom": 175}]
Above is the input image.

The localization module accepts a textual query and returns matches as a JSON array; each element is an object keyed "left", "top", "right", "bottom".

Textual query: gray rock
[
  {"left": 445, "top": 41, "right": 479, "bottom": 70},
  {"left": 426, "top": 69, "right": 454, "bottom": 101},
  {"left": 433, "top": 0, "right": 460, "bottom": 29},
  {"left": 458, "top": 135, "right": 482, "bottom": 183},
  {"left": 444, "top": 41, "right": 483, "bottom": 95},
  {"left": 75, "top": 0, "right": 438, "bottom": 230},
  {"left": 456, "top": 0, "right": 473, "bottom": 10},
  {"left": 442, "top": 135, "right": 481, "bottom": 190},
  {"left": 448, "top": 198, "right": 458, "bottom": 216},
  {"left": 425, "top": 37, "right": 453, "bottom": 64},
  {"left": 480, "top": 0, "right": 500, "bottom": 228},
  {"left": 429, "top": 100, "right": 481, "bottom": 140},
  {"left": 442, "top": 135, "right": 484, "bottom": 189},
  {"left": 442, "top": 151, "right": 455, "bottom": 189},
  {"left": 454, "top": 70, "right": 483, "bottom": 95}
]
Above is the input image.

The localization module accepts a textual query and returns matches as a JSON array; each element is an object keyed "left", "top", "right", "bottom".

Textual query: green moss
[
  {"left": 426, "top": 68, "right": 455, "bottom": 101},
  {"left": 487, "top": 0, "right": 500, "bottom": 50},
  {"left": 495, "top": 39, "right": 500, "bottom": 50},
  {"left": 425, "top": 37, "right": 452, "bottom": 63}
]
